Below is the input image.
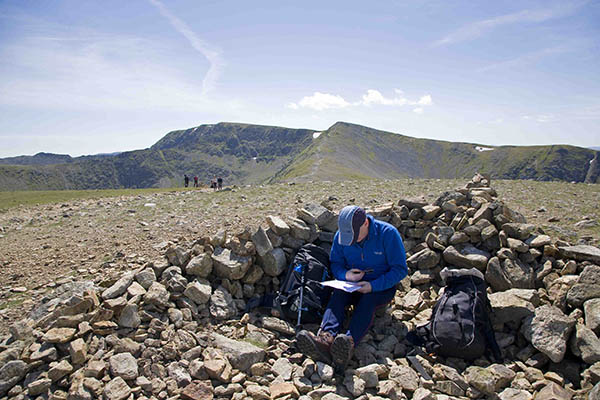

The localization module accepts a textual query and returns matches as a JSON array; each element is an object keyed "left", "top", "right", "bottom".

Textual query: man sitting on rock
[{"left": 296, "top": 205, "right": 408, "bottom": 367}]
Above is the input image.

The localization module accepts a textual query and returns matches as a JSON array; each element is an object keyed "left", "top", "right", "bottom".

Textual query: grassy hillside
[
  {"left": 0, "top": 121, "right": 597, "bottom": 190},
  {"left": 275, "top": 122, "right": 597, "bottom": 183},
  {"left": 0, "top": 123, "right": 315, "bottom": 190},
  {"left": 0, "top": 152, "right": 74, "bottom": 166}
]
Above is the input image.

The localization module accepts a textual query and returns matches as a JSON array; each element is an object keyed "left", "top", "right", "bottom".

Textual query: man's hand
[
  {"left": 356, "top": 281, "right": 372, "bottom": 294},
  {"left": 345, "top": 268, "right": 365, "bottom": 282}
]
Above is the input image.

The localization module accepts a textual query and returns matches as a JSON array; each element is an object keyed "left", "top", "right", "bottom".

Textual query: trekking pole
[{"left": 296, "top": 263, "right": 307, "bottom": 329}]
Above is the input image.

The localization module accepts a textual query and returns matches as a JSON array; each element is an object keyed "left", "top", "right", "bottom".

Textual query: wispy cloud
[
  {"left": 522, "top": 114, "right": 557, "bottom": 123},
  {"left": 573, "top": 105, "right": 600, "bottom": 121},
  {"left": 434, "top": 2, "right": 588, "bottom": 46},
  {"left": 148, "top": 0, "right": 224, "bottom": 95},
  {"left": 0, "top": 34, "right": 233, "bottom": 113},
  {"left": 478, "top": 45, "right": 574, "bottom": 72},
  {"left": 287, "top": 89, "right": 433, "bottom": 111}
]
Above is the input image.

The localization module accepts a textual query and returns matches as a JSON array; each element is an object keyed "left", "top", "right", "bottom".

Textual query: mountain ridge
[{"left": 0, "top": 121, "right": 598, "bottom": 190}]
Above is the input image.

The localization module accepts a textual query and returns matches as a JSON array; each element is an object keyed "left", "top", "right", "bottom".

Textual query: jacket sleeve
[
  {"left": 369, "top": 227, "right": 408, "bottom": 292},
  {"left": 330, "top": 232, "right": 348, "bottom": 281}
]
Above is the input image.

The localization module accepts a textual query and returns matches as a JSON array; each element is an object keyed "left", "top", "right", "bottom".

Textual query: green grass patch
[
  {"left": 242, "top": 338, "right": 269, "bottom": 349},
  {"left": 0, "top": 294, "right": 26, "bottom": 310},
  {"left": 0, "top": 187, "right": 192, "bottom": 211}
]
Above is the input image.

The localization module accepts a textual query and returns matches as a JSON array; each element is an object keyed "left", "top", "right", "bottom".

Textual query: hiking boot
[
  {"left": 331, "top": 333, "right": 354, "bottom": 367},
  {"left": 296, "top": 330, "right": 333, "bottom": 363}
]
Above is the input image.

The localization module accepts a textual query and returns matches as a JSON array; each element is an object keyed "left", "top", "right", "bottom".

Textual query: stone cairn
[{"left": 1, "top": 174, "right": 600, "bottom": 400}]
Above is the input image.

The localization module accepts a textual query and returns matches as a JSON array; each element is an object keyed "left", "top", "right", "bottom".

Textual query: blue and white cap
[{"left": 337, "top": 205, "right": 367, "bottom": 246}]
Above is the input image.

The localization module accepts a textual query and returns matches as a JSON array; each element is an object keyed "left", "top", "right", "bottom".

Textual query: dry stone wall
[{"left": 1, "top": 174, "right": 600, "bottom": 400}]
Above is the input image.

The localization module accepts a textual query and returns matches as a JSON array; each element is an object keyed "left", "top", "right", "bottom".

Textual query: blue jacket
[{"left": 330, "top": 215, "right": 408, "bottom": 292}]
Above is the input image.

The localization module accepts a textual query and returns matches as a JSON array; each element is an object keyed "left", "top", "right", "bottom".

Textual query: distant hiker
[
  {"left": 184, "top": 174, "right": 189, "bottom": 187},
  {"left": 296, "top": 205, "right": 408, "bottom": 368},
  {"left": 211, "top": 178, "right": 217, "bottom": 191},
  {"left": 193, "top": 176, "right": 198, "bottom": 187},
  {"left": 217, "top": 177, "right": 223, "bottom": 190}
]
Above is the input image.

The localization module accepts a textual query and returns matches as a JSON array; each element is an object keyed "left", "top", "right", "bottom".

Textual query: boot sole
[
  {"left": 331, "top": 335, "right": 353, "bottom": 367},
  {"left": 296, "top": 331, "right": 331, "bottom": 364}
]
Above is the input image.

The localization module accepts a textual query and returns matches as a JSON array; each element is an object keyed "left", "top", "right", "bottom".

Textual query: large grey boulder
[
  {"left": 212, "top": 333, "right": 265, "bottom": 372},
  {"left": 558, "top": 245, "right": 600, "bottom": 264},
  {"left": 422, "top": 205, "right": 441, "bottom": 220},
  {"left": 289, "top": 218, "right": 311, "bottom": 240},
  {"left": 103, "top": 377, "right": 131, "bottom": 400},
  {"left": 185, "top": 253, "right": 213, "bottom": 278},
  {"left": 521, "top": 305, "right": 576, "bottom": 363},
  {"left": 258, "top": 247, "right": 287, "bottom": 277},
  {"left": 0, "top": 360, "right": 28, "bottom": 396},
  {"left": 489, "top": 289, "right": 537, "bottom": 325},
  {"left": 472, "top": 202, "right": 494, "bottom": 224},
  {"left": 48, "top": 360, "right": 73, "bottom": 382},
  {"left": 167, "top": 363, "right": 192, "bottom": 387},
  {"left": 42, "top": 327, "right": 76, "bottom": 344},
  {"left": 567, "top": 265, "right": 600, "bottom": 307},
  {"left": 298, "top": 203, "right": 337, "bottom": 232},
  {"left": 590, "top": 382, "right": 600, "bottom": 400},
  {"left": 535, "top": 382, "right": 573, "bottom": 400},
  {"left": 242, "top": 264, "right": 264, "bottom": 284},
  {"left": 134, "top": 268, "right": 156, "bottom": 289},
  {"left": 117, "top": 304, "right": 140, "bottom": 329},
  {"left": 183, "top": 280, "right": 212, "bottom": 305},
  {"left": 407, "top": 248, "right": 440, "bottom": 270},
  {"left": 548, "top": 275, "right": 579, "bottom": 312},
  {"left": 443, "top": 244, "right": 490, "bottom": 270},
  {"left": 165, "top": 246, "right": 190, "bottom": 267},
  {"left": 485, "top": 256, "right": 534, "bottom": 291},
  {"left": 496, "top": 204, "right": 526, "bottom": 224},
  {"left": 498, "top": 388, "right": 533, "bottom": 400},
  {"left": 251, "top": 227, "right": 273, "bottom": 257},
  {"left": 570, "top": 324, "right": 600, "bottom": 364},
  {"left": 143, "top": 282, "right": 170, "bottom": 308},
  {"left": 388, "top": 365, "right": 419, "bottom": 392},
  {"left": 265, "top": 215, "right": 290, "bottom": 236},
  {"left": 164, "top": 269, "right": 188, "bottom": 293},
  {"left": 526, "top": 234, "right": 552, "bottom": 248},
  {"left": 211, "top": 247, "right": 252, "bottom": 280},
  {"left": 463, "top": 366, "right": 498, "bottom": 394},
  {"left": 101, "top": 272, "right": 134, "bottom": 300},
  {"left": 502, "top": 223, "right": 536, "bottom": 240},
  {"left": 271, "top": 358, "right": 293, "bottom": 381},
  {"left": 28, "top": 378, "right": 52, "bottom": 396},
  {"left": 109, "top": 353, "right": 138, "bottom": 380},
  {"left": 209, "top": 286, "right": 236, "bottom": 320},
  {"left": 585, "top": 298, "right": 600, "bottom": 333},
  {"left": 463, "top": 364, "right": 515, "bottom": 394}
]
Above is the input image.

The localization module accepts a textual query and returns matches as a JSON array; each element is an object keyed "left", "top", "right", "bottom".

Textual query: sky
[{"left": 0, "top": 0, "right": 599, "bottom": 157}]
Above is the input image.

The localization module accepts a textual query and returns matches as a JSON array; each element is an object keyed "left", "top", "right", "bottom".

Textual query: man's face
[{"left": 356, "top": 219, "right": 369, "bottom": 243}]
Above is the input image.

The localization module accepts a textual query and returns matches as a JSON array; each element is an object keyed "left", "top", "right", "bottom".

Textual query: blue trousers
[{"left": 320, "top": 286, "right": 396, "bottom": 344}]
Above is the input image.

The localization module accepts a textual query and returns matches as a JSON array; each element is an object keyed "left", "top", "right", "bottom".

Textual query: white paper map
[{"left": 320, "top": 280, "right": 362, "bottom": 293}]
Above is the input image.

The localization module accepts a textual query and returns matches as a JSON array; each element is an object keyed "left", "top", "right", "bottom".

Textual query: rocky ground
[
  {"left": 1, "top": 179, "right": 597, "bottom": 333},
  {"left": 0, "top": 177, "right": 599, "bottom": 400},
  {"left": 0, "top": 179, "right": 466, "bottom": 331}
]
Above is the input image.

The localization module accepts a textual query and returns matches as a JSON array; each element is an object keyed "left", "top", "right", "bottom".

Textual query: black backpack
[
  {"left": 246, "top": 243, "right": 332, "bottom": 326},
  {"left": 276, "top": 243, "right": 332, "bottom": 324},
  {"left": 408, "top": 268, "right": 502, "bottom": 361}
]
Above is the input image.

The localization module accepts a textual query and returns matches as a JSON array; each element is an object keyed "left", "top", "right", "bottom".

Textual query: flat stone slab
[
  {"left": 42, "top": 328, "right": 76, "bottom": 344},
  {"left": 211, "top": 333, "right": 265, "bottom": 372},
  {"left": 559, "top": 245, "right": 600, "bottom": 264}
]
